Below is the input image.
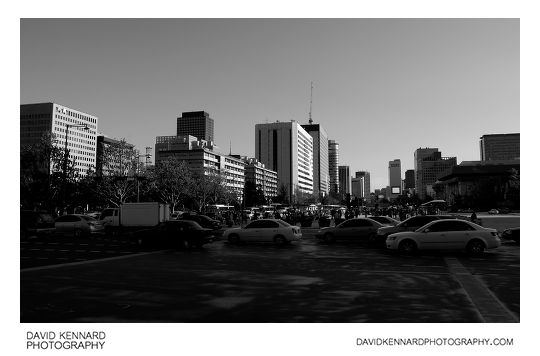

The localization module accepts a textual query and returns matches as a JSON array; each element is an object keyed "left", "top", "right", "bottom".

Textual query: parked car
[
  {"left": 386, "top": 219, "right": 501, "bottom": 255},
  {"left": 223, "top": 219, "right": 302, "bottom": 245},
  {"left": 368, "top": 216, "right": 400, "bottom": 226},
  {"left": 488, "top": 209, "right": 499, "bottom": 215},
  {"left": 316, "top": 218, "right": 384, "bottom": 244},
  {"left": 55, "top": 214, "right": 105, "bottom": 237},
  {"left": 375, "top": 215, "right": 461, "bottom": 246},
  {"left": 133, "top": 220, "right": 216, "bottom": 249},
  {"left": 501, "top": 227, "right": 519, "bottom": 244},
  {"left": 179, "top": 213, "right": 222, "bottom": 230},
  {"left": 20, "top": 210, "right": 56, "bottom": 239}
]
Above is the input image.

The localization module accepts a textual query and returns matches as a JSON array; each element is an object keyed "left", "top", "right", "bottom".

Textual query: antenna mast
[{"left": 308, "top": 81, "right": 313, "bottom": 124}]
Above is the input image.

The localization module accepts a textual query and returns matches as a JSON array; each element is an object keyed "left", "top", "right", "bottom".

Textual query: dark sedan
[
  {"left": 133, "top": 220, "right": 216, "bottom": 249},
  {"left": 316, "top": 218, "right": 384, "bottom": 244},
  {"left": 179, "top": 214, "right": 222, "bottom": 230}
]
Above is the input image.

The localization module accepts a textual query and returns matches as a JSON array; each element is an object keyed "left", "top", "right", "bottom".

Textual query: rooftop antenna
[
  {"left": 308, "top": 81, "right": 313, "bottom": 124},
  {"left": 229, "top": 140, "right": 232, "bottom": 155}
]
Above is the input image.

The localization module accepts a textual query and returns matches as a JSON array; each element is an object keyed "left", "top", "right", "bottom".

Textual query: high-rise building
[
  {"left": 242, "top": 157, "right": 279, "bottom": 201},
  {"left": 480, "top": 133, "right": 520, "bottom": 161},
  {"left": 328, "top": 140, "right": 339, "bottom": 193},
  {"left": 301, "top": 124, "right": 329, "bottom": 196},
  {"left": 155, "top": 135, "right": 245, "bottom": 200},
  {"left": 338, "top": 165, "right": 351, "bottom": 195},
  {"left": 255, "top": 121, "right": 314, "bottom": 202},
  {"left": 177, "top": 111, "right": 215, "bottom": 143},
  {"left": 20, "top": 102, "right": 98, "bottom": 176},
  {"left": 404, "top": 169, "right": 415, "bottom": 190},
  {"left": 352, "top": 171, "right": 371, "bottom": 199},
  {"left": 414, "top": 148, "right": 457, "bottom": 200},
  {"left": 388, "top": 159, "right": 402, "bottom": 199}
]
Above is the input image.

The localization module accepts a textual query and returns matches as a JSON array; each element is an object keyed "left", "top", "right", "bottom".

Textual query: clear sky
[{"left": 20, "top": 18, "right": 519, "bottom": 190}]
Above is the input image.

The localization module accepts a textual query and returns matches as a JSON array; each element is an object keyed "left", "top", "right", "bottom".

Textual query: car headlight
[{"left": 387, "top": 235, "right": 398, "bottom": 241}]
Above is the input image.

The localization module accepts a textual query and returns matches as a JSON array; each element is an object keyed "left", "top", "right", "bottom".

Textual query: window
[
  {"left": 56, "top": 215, "right": 81, "bottom": 223},
  {"left": 428, "top": 221, "right": 475, "bottom": 232}
]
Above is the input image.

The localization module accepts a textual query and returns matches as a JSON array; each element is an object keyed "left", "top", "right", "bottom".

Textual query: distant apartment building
[
  {"left": 301, "top": 123, "right": 330, "bottom": 196},
  {"left": 328, "top": 140, "right": 339, "bottom": 193},
  {"left": 414, "top": 148, "right": 457, "bottom": 200},
  {"left": 388, "top": 159, "right": 402, "bottom": 199},
  {"left": 241, "top": 157, "right": 279, "bottom": 201},
  {"left": 480, "top": 133, "right": 520, "bottom": 161},
  {"left": 177, "top": 111, "right": 215, "bottom": 143},
  {"left": 155, "top": 135, "right": 245, "bottom": 200},
  {"left": 96, "top": 135, "right": 137, "bottom": 176},
  {"left": 20, "top": 102, "right": 98, "bottom": 176},
  {"left": 255, "top": 121, "right": 314, "bottom": 202},
  {"left": 338, "top": 165, "right": 351, "bottom": 195}
]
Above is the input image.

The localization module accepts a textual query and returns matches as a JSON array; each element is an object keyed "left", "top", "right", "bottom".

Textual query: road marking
[
  {"left": 20, "top": 250, "right": 166, "bottom": 273},
  {"left": 444, "top": 257, "right": 518, "bottom": 322}
]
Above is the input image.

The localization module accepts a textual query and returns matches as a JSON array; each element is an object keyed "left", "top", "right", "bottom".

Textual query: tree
[
  {"left": 191, "top": 170, "right": 224, "bottom": 212},
  {"left": 150, "top": 158, "right": 193, "bottom": 211}
]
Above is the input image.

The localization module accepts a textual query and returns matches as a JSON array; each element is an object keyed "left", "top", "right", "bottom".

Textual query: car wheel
[
  {"left": 74, "top": 229, "right": 83, "bottom": 238},
  {"left": 467, "top": 240, "right": 485, "bottom": 255},
  {"left": 323, "top": 233, "right": 335, "bottom": 243},
  {"left": 228, "top": 234, "right": 240, "bottom": 244},
  {"left": 273, "top": 235, "right": 287, "bottom": 246},
  {"left": 398, "top": 239, "right": 417, "bottom": 255}
]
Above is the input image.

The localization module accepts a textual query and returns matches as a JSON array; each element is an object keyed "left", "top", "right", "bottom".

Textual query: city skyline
[{"left": 20, "top": 18, "right": 519, "bottom": 190}]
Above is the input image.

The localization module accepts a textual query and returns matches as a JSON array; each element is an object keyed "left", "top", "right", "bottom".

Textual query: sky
[{"left": 20, "top": 18, "right": 519, "bottom": 190}]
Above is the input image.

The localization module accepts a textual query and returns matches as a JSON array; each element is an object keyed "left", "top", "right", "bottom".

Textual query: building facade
[
  {"left": 404, "top": 169, "right": 415, "bottom": 190},
  {"left": 301, "top": 124, "right": 329, "bottom": 196},
  {"left": 388, "top": 159, "right": 402, "bottom": 200},
  {"left": 242, "top": 157, "right": 279, "bottom": 201},
  {"left": 255, "top": 121, "right": 314, "bottom": 202},
  {"left": 338, "top": 165, "right": 351, "bottom": 195},
  {"left": 351, "top": 171, "right": 371, "bottom": 199},
  {"left": 328, "top": 140, "right": 339, "bottom": 193},
  {"left": 177, "top": 111, "right": 215, "bottom": 143},
  {"left": 96, "top": 136, "right": 137, "bottom": 177},
  {"left": 21, "top": 102, "right": 98, "bottom": 176},
  {"left": 414, "top": 148, "right": 457, "bottom": 200},
  {"left": 480, "top": 133, "right": 520, "bottom": 161}
]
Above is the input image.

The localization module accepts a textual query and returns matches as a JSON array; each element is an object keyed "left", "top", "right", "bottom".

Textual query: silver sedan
[{"left": 386, "top": 219, "right": 501, "bottom": 255}]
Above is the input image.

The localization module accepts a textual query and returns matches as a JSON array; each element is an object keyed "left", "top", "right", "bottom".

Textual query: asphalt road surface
[{"left": 20, "top": 229, "right": 519, "bottom": 323}]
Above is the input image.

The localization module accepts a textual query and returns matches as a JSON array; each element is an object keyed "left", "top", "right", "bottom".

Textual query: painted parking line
[
  {"left": 444, "top": 257, "right": 518, "bottom": 322},
  {"left": 20, "top": 250, "right": 166, "bottom": 273}
]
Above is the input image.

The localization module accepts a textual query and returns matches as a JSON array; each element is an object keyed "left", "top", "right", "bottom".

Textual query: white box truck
[{"left": 100, "top": 202, "right": 170, "bottom": 229}]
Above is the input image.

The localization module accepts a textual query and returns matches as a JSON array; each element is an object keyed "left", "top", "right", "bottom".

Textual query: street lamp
[{"left": 62, "top": 123, "right": 89, "bottom": 215}]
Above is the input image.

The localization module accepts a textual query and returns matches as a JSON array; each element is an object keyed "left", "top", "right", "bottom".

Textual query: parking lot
[{"left": 20, "top": 228, "right": 519, "bottom": 323}]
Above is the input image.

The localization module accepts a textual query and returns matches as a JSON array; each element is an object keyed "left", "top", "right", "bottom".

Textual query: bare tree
[{"left": 150, "top": 158, "right": 194, "bottom": 211}]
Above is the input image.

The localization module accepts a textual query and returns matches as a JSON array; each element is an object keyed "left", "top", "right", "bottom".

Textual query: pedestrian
[{"left": 470, "top": 211, "right": 477, "bottom": 223}]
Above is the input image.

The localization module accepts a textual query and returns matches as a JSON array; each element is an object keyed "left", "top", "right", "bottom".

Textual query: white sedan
[
  {"left": 223, "top": 219, "right": 302, "bottom": 245},
  {"left": 386, "top": 219, "right": 501, "bottom": 255}
]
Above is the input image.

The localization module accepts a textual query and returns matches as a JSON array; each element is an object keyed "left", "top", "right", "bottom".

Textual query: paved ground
[{"left": 20, "top": 229, "right": 519, "bottom": 323}]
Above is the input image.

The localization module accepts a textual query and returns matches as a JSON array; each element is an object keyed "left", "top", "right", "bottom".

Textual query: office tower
[
  {"left": 480, "top": 133, "right": 520, "bottom": 161},
  {"left": 404, "top": 169, "right": 415, "bottom": 190},
  {"left": 388, "top": 159, "right": 402, "bottom": 199},
  {"left": 352, "top": 171, "right": 371, "bottom": 199},
  {"left": 301, "top": 123, "right": 329, "bottom": 196},
  {"left": 328, "top": 140, "right": 339, "bottom": 193},
  {"left": 255, "top": 121, "right": 313, "bottom": 202},
  {"left": 338, "top": 165, "right": 351, "bottom": 195},
  {"left": 177, "top": 111, "right": 214, "bottom": 143},
  {"left": 414, "top": 148, "right": 457, "bottom": 200},
  {"left": 20, "top": 102, "right": 98, "bottom": 176}
]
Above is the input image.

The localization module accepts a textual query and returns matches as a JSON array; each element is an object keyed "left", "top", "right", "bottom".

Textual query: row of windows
[{"left": 55, "top": 107, "right": 97, "bottom": 124}]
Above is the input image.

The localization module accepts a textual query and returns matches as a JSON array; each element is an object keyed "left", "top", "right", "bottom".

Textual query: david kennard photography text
[{"left": 26, "top": 331, "right": 106, "bottom": 350}]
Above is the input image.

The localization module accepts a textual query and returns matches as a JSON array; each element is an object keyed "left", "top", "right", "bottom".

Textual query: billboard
[{"left": 391, "top": 186, "right": 401, "bottom": 194}]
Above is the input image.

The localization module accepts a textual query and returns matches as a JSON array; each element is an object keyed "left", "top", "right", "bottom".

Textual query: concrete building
[
  {"left": 96, "top": 135, "right": 137, "bottom": 177},
  {"left": 351, "top": 171, "right": 371, "bottom": 199},
  {"left": 404, "top": 169, "right": 415, "bottom": 190},
  {"left": 301, "top": 124, "right": 329, "bottom": 196},
  {"left": 480, "top": 133, "right": 520, "bottom": 161},
  {"left": 20, "top": 102, "right": 98, "bottom": 176},
  {"left": 242, "top": 157, "right": 279, "bottom": 201},
  {"left": 177, "top": 111, "right": 215, "bottom": 143},
  {"left": 328, "top": 140, "right": 339, "bottom": 193},
  {"left": 414, "top": 148, "right": 457, "bottom": 200},
  {"left": 155, "top": 135, "right": 245, "bottom": 200},
  {"left": 388, "top": 159, "right": 402, "bottom": 200},
  {"left": 338, "top": 165, "right": 351, "bottom": 195},
  {"left": 255, "top": 121, "right": 314, "bottom": 202}
]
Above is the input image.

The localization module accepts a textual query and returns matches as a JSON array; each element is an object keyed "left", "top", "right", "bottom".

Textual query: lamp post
[{"left": 62, "top": 123, "right": 89, "bottom": 215}]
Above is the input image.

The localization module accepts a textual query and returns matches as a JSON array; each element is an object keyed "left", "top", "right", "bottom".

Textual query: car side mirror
[{"left": 423, "top": 229, "right": 429, "bottom": 233}]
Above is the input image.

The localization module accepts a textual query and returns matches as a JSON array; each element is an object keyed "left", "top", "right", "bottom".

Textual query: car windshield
[
  {"left": 81, "top": 215, "right": 97, "bottom": 221},
  {"left": 276, "top": 219, "right": 291, "bottom": 227}
]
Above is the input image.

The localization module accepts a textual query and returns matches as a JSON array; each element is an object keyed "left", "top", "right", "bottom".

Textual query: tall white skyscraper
[
  {"left": 301, "top": 123, "right": 329, "bottom": 196},
  {"left": 255, "top": 121, "right": 313, "bottom": 202}
]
